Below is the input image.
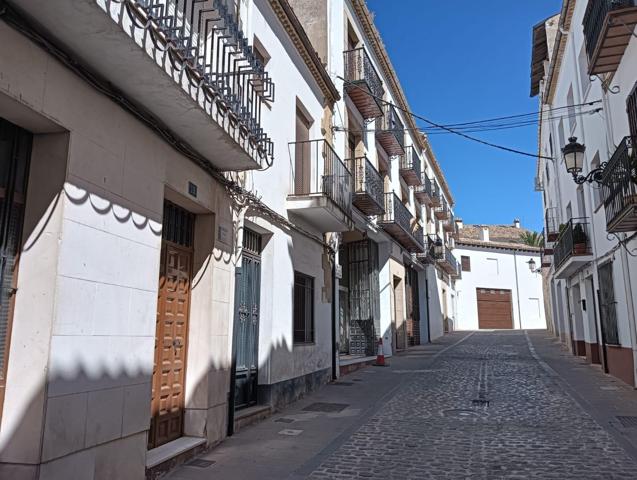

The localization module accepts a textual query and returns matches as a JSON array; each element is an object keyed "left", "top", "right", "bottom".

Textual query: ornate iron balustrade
[
  {"left": 348, "top": 156, "right": 385, "bottom": 215},
  {"left": 414, "top": 174, "right": 432, "bottom": 202},
  {"left": 554, "top": 218, "right": 591, "bottom": 268},
  {"left": 343, "top": 48, "right": 384, "bottom": 119},
  {"left": 601, "top": 136, "right": 637, "bottom": 232},
  {"left": 380, "top": 193, "right": 413, "bottom": 232},
  {"left": 399, "top": 146, "right": 422, "bottom": 186},
  {"left": 418, "top": 234, "right": 441, "bottom": 264},
  {"left": 583, "top": 0, "right": 637, "bottom": 72},
  {"left": 121, "top": 0, "right": 275, "bottom": 164},
  {"left": 545, "top": 207, "right": 559, "bottom": 241},
  {"left": 431, "top": 179, "right": 441, "bottom": 207},
  {"left": 435, "top": 196, "right": 449, "bottom": 219},
  {"left": 444, "top": 211, "right": 456, "bottom": 232},
  {"left": 376, "top": 104, "right": 405, "bottom": 155},
  {"left": 438, "top": 245, "right": 459, "bottom": 276},
  {"left": 290, "top": 139, "right": 352, "bottom": 217},
  {"left": 413, "top": 224, "right": 425, "bottom": 250}
]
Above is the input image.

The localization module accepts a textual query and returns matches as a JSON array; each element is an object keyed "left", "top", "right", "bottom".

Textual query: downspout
[
  {"left": 425, "top": 269, "right": 431, "bottom": 344},
  {"left": 513, "top": 250, "right": 523, "bottom": 329},
  {"left": 331, "top": 251, "right": 337, "bottom": 380}
]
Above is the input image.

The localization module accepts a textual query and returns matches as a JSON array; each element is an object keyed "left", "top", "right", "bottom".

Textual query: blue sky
[{"left": 367, "top": 0, "right": 562, "bottom": 232}]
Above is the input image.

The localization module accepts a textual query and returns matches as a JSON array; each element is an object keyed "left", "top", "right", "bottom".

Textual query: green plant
[{"left": 519, "top": 231, "right": 543, "bottom": 247}]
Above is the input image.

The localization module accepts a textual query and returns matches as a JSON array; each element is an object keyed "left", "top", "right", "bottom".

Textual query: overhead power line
[{"left": 337, "top": 76, "right": 567, "bottom": 161}]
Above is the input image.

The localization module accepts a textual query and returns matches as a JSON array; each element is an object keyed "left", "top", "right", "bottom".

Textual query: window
[
  {"left": 578, "top": 45, "right": 591, "bottom": 97},
  {"left": 567, "top": 86, "right": 576, "bottom": 134},
  {"left": 294, "top": 272, "right": 314, "bottom": 344},
  {"left": 461, "top": 255, "right": 471, "bottom": 272},
  {"left": 252, "top": 35, "right": 270, "bottom": 67},
  {"left": 628, "top": 81, "right": 637, "bottom": 139},
  {"left": 591, "top": 152, "right": 602, "bottom": 209}
]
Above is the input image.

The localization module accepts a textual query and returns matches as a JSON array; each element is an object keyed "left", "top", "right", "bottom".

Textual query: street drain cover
[
  {"left": 186, "top": 459, "right": 216, "bottom": 468},
  {"left": 472, "top": 399, "right": 490, "bottom": 407},
  {"left": 442, "top": 409, "right": 481, "bottom": 419},
  {"left": 617, "top": 416, "right": 637, "bottom": 428},
  {"left": 274, "top": 417, "right": 295, "bottom": 423},
  {"left": 330, "top": 382, "right": 354, "bottom": 386},
  {"left": 303, "top": 402, "right": 349, "bottom": 413}
]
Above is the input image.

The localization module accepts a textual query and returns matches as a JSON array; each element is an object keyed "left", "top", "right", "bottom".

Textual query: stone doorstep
[
  {"left": 146, "top": 436, "right": 207, "bottom": 479},
  {"left": 234, "top": 404, "right": 273, "bottom": 433},
  {"left": 339, "top": 355, "right": 377, "bottom": 376}
]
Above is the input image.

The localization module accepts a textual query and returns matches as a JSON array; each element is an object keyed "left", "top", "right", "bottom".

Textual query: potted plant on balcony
[{"left": 573, "top": 223, "right": 588, "bottom": 255}]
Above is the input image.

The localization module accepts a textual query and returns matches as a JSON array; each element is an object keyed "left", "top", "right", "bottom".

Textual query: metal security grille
[
  {"left": 598, "top": 262, "right": 620, "bottom": 345},
  {"left": 0, "top": 118, "right": 32, "bottom": 413},
  {"left": 628, "top": 82, "right": 637, "bottom": 139},
  {"left": 341, "top": 240, "right": 380, "bottom": 356},
  {"left": 162, "top": 201, "right": 194, "bottom": 248},
  {"left": 243, "top": 228, "right": 262, "bottom": 255}
]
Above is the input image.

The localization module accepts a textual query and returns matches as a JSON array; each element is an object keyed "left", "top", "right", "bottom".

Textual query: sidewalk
[
  {"left": 164, "top": 332, "right": 471, "bottom": 480},
  {"left": 527, "top": 330, "right": 637, "bottom": 464}
]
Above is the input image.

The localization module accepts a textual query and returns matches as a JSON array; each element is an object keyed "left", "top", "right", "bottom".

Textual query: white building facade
[
  {"left": 454, "top": 224, "right": 546, "bottom": 331},
  {"left": 531, "top": 0, "right": 637, "bottom": 386},
  {"left": 0, "top": 0, "right": 459, "bottom": 478}
]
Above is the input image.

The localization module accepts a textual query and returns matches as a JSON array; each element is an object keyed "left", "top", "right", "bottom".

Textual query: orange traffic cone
[{"left": 374, "top": 338, "right": 386, "bottom": 366}]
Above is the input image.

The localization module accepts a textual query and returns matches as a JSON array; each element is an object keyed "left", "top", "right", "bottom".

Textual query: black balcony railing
[
  {"left": 601, "top": 136, "right": 637, "bottom": 232},
  {"left": 376, "top": 104, "right": 405, "bottom": 156},
  {"left": 414, "top": 175, "right": 433, "bottom": 203},
  {"left": 348, "top": 156, "right": 385, "bottom": 215},
  {"left": 431, "top": 180, "right": 441, "bottom": 207},
  {"left": 343, "top": 48, "right": 384, "bottom": 119},
  {"left": 554, "top": 218, "right": 592, "bottom": 268},
  {"left": 545, "top": 207, "right": 559, "bottom": 241},
  {"left": 444, "top": 212, "right": 456, "bottom": 232},
  {"left": 435, "top": 197, "right": 449, "bottom": 219},
  {"left": 380, "top": 193, "right": 413, "bottom": 232},
  {"left": 129, "top": 0, "right": 275, "bottom": 164},
  {"left": 438, "top": 245, "right": 459, "bottom": 276},
  {"left": 290, "top": 139, "right": 352, "bottom": 217},
  {"left": 399, "top": 147, "right": 422, "bottom": 186},
  {"left": 583, "top": 0, "right": 637, "bottom": 73}
]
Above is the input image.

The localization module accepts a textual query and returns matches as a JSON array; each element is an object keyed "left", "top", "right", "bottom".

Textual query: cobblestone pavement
[{"left": 307, "top": 331, "right": 637, "bottom": 479}]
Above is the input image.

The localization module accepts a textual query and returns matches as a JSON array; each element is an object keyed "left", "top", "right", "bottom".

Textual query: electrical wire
[{"left": 339, "top": 76, "right": 556, "bottom": 160}]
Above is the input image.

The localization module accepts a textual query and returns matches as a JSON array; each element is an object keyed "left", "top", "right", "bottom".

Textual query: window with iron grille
[
  {"left": 461, "top": 256, "right": 471, "bottom": 272},
  {"left": 628, "top": 81, "right": 637, "bottom": 139},
  {"left": 294, "top": 272, "right": 314, "bottom": 344}
]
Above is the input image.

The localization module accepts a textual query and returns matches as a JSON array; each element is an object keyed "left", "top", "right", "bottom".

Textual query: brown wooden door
[
  {"left": 149, "top": 203, "right": 194, "bottom": 449},
  {"left": 477, "top": 288, "right": 513, "bottom": 330},
  {"left": 294, "top": 107, "right": 312, "bottom": 195}
]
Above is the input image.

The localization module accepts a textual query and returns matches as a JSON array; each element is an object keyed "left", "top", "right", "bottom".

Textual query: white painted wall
[{"left": 454, "top": 246, "right": 546, "bottom": 331}]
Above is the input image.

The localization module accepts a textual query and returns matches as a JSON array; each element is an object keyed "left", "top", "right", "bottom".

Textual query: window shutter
[{"left": 461, "top": 256, "right": 471, "bottom": 272}]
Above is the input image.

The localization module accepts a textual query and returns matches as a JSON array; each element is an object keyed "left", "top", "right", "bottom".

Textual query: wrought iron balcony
[
  {"left": 541, "top": 249, "right": 553, "bottom": 268},
  {"left": 16, "top": 0, "right": 276, "bottom": 171},
  {"left": 554, "top": 218, "right": 592, "bottom": 270},
  {"left": 399, "top": 147, "right": 422, "bottom": 186},
  {"left": 378, "top": 193, "right": 424, "bottom": 253},
  {"left": 431, "top": 180, "right": 442, "bottom": 207},
  {"left": 535, "top": 176, "right": 544, "bottom": 192},
  {"left": 545, "top": 207, "right": 559, "bottom": 242},
  {"left": 583, "top": 0, "right": 637, "bottom": 74},
  {"left": 376, "top": 104, "right": 405, "bottom": 156},
  {"left": 434, "top": 197, "right": 449, "bottom": 220},
  {"left": 443, "top": 212, "right": 456, "bottom": 232},
  {"left": 438, "top": 245, "right": 460, "bottom": 276},
  {"left": 417, "top": 234, "right": 443, "bottom": 264},
  {"left": 347, "top": 156, "right": 385, "bottom": 216},
  {"left": 343, "top": 48, "right": 384, "bottom": 119},
  {"left": 287, "top": 139, "right": 353, "bottom": 232},
  {"left": 601, "top": 136, "right": 637, "bottom": 232},
  {"left": 414, "top": 175, "right": 434, "bottom": 206}
]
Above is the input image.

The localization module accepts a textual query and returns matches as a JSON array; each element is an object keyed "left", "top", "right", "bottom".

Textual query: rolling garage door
[{"left": 477, "top": 288, "right": 513, "bottom": 329}]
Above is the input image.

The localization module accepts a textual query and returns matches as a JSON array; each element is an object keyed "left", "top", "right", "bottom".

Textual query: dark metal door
[
  {"left": 598, "top": 262, "right": 619, "bottom": 345},
  {"left": 233, "top": 230, "right": 261, "bottom": 409},
  {"left": 0, "top": 119, "right": 31, "bottom": 417}
]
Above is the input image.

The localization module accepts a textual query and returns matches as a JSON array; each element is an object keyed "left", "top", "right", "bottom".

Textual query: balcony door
[
  {"left": 0, "top": 119, "right": 32, "bottom": 418},
  {"left": 294, "top": 107, "right": 312, "bottom": 195}
]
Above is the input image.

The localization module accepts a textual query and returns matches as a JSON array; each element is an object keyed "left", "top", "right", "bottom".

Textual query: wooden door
[
  {"left": 149, "top": 203, "right": 194, "bottom": 449},
  {"left": 406, "top": 267, "right": 420, "bottom": 346},
  {"left": 477, "top": 288, "right": 513, "bottom": 330},
  {"left": 0, "top": 119, "right": 32, "bottom": 418},
  {"left": 294, "top": 107, "right": 312, "bottom": 195}
]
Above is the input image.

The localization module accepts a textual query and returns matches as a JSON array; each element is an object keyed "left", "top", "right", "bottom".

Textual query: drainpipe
[
  {"left": 425, "top": 269, "right": 431, "bottom": 344},
  {"left": 513, "top": 250, "right": 523, "bottom": 330},
  {"left": 331, "top": 251, "right": 337, "bottom": 380}
]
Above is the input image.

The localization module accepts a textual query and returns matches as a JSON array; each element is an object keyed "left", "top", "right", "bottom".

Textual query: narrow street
[{"left": 167, "top": 331, "right": 637, "bottom": 480}]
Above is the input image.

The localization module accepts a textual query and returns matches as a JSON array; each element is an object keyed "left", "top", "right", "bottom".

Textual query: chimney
[
  {"left": 480, "top": 226, "right": 490, "bottom": 242},
  {"left": 514, "top": 218, "right": 521, "bottom": 229},
  {"left": 455, "top": 217, "right": 464, "bottom": 230}
]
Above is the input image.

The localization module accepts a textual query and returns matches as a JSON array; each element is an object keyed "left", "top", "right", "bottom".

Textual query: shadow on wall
[{"left": 426, "top": 267, "right": 445, "bottom": 341}]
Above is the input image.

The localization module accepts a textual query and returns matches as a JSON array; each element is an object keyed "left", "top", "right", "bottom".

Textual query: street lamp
[
  {"left": 562, "top": 137, "right": 606, "bottom": 185},
  {"left": 434, "top": 238, "right": 444, "bottom": 258},
  {"left": 527, "top": 258, "right": 539, "bottom": 274}
]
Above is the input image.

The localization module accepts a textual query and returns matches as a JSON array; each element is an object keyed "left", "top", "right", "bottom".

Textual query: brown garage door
[{"left": 477, "top": 288, "right": 513, "bottom": 329}]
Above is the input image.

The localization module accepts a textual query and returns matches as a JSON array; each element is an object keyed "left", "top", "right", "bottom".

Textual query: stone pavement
[{"left": 166, "top": 331, "right": 637, "bottom": 479}]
